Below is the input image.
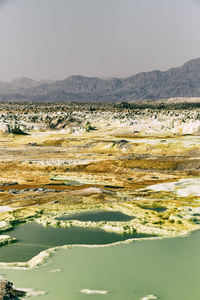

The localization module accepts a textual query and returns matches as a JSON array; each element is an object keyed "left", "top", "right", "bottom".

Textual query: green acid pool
[
  {"left": 1, "top": 230, "right": 200, "bottom": 299},
  {"left": 0, "top": 222, "right": 154, "bottom": 262},
  {"left": 56, "top": 210, "right": 134, "bottom": 222}
]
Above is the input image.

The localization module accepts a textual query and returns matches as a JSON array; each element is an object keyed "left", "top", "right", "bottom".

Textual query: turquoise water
[
  {"left": 56, "top": 210, "right": 134, "bottom": 222},
  {"left": 0, "top": 222, "right": 154, "bottom": 262},
  {"left": 1, "top": 230, "right": 200, "bottom": 300}
]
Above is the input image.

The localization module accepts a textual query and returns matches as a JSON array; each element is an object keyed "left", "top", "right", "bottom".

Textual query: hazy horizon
[
  {"left": 0, "top": 56, "right": 199, "bottom": 83},
  {"left": 0, "top": 0, "right": 200, "bottom": 81}
]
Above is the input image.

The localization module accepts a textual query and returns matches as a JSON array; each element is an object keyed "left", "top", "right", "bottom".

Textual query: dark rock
[
  {"left": 27, "top": 142, "right": 38, "bottom": 146},
  {"left": 2, "top": 183, "right": 18, "bottom": 186},
  {"left": 7, "top": 189, "right": 20, "bottom": 194},
  {"left": 0, "top": 280, "right": 26, "bottom": 299},
  {"left": 8, "top": 125, "right": 28, "bottom": 135}
]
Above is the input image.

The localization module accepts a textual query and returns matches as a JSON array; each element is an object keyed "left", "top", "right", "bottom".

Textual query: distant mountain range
[{"left": 0, "top": 57, "right": 200, "bottom": 102}]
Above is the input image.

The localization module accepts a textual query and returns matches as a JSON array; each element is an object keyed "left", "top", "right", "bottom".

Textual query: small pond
[
  {"left": 0, "top": 222, "right": 155, "bottom": 262},
  {"left": 142, "top": 207, "right": 167, "bottom": 213},
  {"left": 56, "top": 210, "right": 134, "bottom": 222}
]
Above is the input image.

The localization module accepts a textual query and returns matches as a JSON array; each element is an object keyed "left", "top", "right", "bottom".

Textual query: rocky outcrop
[
  {"left": 0, "top": 221, "right": 13, "bottom": 232},
  {"left": 0, "top": 280, "right": 26, "bottom": 299},
  {"left": 0, "top": 235, "right": 16, "bottom": 247}
]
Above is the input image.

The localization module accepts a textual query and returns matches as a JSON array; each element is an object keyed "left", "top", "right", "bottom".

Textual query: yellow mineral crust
[{"left": 0, "top": 101, "right": 200, "bottom": 259}]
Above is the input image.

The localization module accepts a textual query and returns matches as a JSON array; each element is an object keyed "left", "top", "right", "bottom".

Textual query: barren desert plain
[{"left": 0, "top": 98, "right": 200, "bottom": 299}]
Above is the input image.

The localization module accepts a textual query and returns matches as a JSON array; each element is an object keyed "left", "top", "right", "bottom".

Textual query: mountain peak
[
  {"left": 182, "top": 57, "right": 200, "bottom": 69},
  {"left": 10, "top": 77, "right": 37, "bottom": 83}
]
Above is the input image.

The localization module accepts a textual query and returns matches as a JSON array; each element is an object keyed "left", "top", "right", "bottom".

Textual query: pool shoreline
[{"left": 0, "top": 226, "right": 198, "bottom": 270}]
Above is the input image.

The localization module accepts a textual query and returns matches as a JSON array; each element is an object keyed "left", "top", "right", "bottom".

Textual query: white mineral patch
[
  {"left": 0, "top": 235, "right": 12, "bottom": 240},
  {"left": 146, "top": 178, "right": 200, "bottom": 197},
  {"left": 0, "top": 235, "right": 16, "bottom": 246},
  {"left": 50, "top": 269, "right": 61, "bottom": 273},
  {"left": 28, "top": 249, "right": 51, "bottom": 268},
  {"left": 18, "top": 287, "right": 46, "bottom": 297},
  {"left": 0, "top": 206, "right": 16, "bottom": 212},
  {"left": 81, "top": 289, "right": 108, "bottom": 294},
  {"left": 0, "top": 221, "right": 12, "bottom": 231},
  {"left": 142, "top": 295, "right": 157, "bottom": 300},
  {"left": 180, "top": 120, "right": 200, "bottom": 135},
  {"left": 70, "top": 187, "right": 115, "bottom": 196},
  {"left": 193, "top": 207, "right": 200, "bottom": 214}
]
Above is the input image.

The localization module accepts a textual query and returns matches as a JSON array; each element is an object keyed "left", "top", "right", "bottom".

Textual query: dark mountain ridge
[{"left": 0, "top": 57, "right": 200, "bottom": 102}]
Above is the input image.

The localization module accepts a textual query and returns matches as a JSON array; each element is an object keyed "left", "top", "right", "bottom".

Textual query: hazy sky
[{"left": 0, "top": 0, "right": 200, "bottom": 81}]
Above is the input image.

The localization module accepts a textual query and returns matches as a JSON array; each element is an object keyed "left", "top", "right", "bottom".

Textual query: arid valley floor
[{"left": 0, "top": 98, "right": 200, "bottom": 270}]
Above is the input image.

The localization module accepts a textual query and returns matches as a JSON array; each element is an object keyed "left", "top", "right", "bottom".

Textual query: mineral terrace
[{"left": 0, "top": 98, "right": 200, "bottom": 266}]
